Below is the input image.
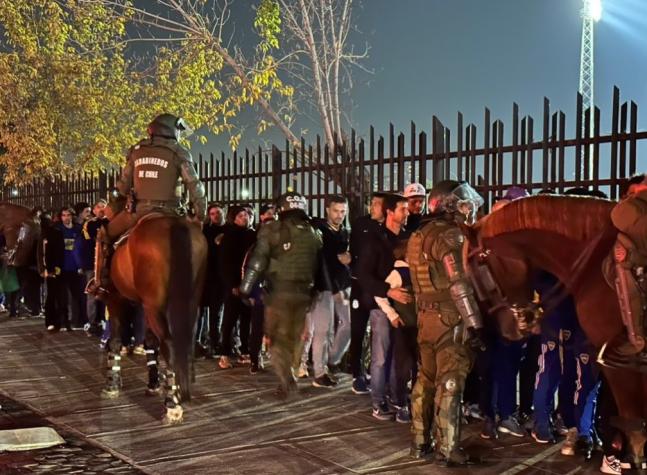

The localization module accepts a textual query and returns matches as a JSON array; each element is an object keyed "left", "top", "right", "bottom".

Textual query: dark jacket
[
  {"left": 39, "top": 223, "right": 65, "bottom": 276},
  {"left": 404, "top": 213, "right": 423, "bottom": 233},
  {"left": 349, "top": 214, "right": 382, "bottom": 277},
  {"left": 355, "top": 225, "right": 400, "bottom": 310},
  {"left": 79, "top": 217, "right": 108, "bottom": 270},
  {"left": 313, "top": 218, "right": 351, "bottom": 293},
  {"left": 218, "top": 223, "right": 257, "bottom": 290},
  {"left": 203, "top": 222, "right": 225, "bottom": 281}
]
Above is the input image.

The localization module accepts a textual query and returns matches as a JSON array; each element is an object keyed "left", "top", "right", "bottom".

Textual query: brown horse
[
  {"left": 102, "top": 197, "right": 207, "bottom": 424},
  {"left": 466, "top": 194, "right": 647, "bottom": 467},
  {"left": 0, "top": 203, "right": 40, "bottom": 267}
]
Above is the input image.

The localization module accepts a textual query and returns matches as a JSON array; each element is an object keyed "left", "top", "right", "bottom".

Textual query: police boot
[{"left": 410, "top": 442, "right": 433, "bottom": 460}]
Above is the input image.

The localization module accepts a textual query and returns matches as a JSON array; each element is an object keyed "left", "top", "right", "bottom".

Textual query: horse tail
[{"left": 167, "top": 221, "right": 195, "bottom": 402}]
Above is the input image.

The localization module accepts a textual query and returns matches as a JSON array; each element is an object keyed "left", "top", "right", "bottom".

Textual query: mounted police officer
[
  {"left": 86, "top": 113, "right": 206, "bottom": 297},
  {"left": 239, "top": 192, "right": 323, "bottom": 398},
  {"left": 407, "top": 180, "right": 484, "bottom": 466},
  {"left": 609, "top": 173, "right": 647, "bottom": 360}
]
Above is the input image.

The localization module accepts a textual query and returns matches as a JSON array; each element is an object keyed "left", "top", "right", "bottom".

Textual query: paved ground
[{"left": 0, "top": 315, "right": 609, "bottom": 474}]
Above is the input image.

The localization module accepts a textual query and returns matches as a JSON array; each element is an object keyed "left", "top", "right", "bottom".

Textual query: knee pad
[{"left": 439, "top": 373, "right": 462, "bottom": 396}]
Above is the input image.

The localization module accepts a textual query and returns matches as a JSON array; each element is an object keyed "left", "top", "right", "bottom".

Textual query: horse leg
[
  {"left": 144, "top": 328, "right": 162, "bottom": 396},
  {"left": 102, "top": 299, "right": 124, "bottom": 399},
  {"left": 603, "top": 368, "right": 647, "bottom": 469},
  {"left": 160, "top": 339, "right": 184, "bottom": 425}
]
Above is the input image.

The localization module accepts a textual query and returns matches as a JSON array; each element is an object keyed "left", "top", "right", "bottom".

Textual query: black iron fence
[{"left": 2, "top": 87, "right": 645, "bottom": 217}]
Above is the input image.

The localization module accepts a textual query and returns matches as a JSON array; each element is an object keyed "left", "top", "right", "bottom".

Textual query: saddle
[{"left": 113, "top": 212, "right": 168, "bottom": 250}]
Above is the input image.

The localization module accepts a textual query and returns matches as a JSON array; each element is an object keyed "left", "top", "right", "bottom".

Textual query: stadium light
[{"left": 583, "top": 0, "right": 602, "bottom": 22}]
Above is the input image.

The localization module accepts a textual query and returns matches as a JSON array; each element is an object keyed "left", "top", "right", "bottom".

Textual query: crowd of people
[{"left": 4, "top": 113, "right": 643, "bottom": 474}]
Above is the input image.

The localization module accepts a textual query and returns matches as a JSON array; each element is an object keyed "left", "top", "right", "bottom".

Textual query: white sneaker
[
  {"left": 47, "top": 325, "right": 55, "bottom": 331},
  {"left": 218, "top": 356, "right": 233, "bottom": 369},
  {"left": 297, "top": 363, "right": 309, "bottom": 379},
  {"left": 600, "top": 455, "right": 630, "bottom": 475}
]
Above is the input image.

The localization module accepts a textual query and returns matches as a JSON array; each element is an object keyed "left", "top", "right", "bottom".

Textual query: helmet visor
[
  {"left": 452, "top": 183, "right": 484, "bottom": 225},
  {"left": 176, "top": 117, "right": 194, "bottom": 139}
]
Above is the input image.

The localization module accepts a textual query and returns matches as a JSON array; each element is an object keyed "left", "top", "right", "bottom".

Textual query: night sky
[{"left": 195, "top": 0, "right": 647, "bottom": 162}]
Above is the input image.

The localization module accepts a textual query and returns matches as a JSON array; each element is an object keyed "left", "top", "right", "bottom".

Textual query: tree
[{"left": 0, "top": 0, "right": 292, "bottom": 183}]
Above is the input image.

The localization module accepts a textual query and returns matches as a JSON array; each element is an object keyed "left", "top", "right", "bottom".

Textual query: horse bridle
[{"left": 465, "top": 228, "right": 608, "bottom": 336}]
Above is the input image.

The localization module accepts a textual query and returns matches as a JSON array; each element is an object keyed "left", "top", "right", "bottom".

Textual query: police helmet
[
  {"left": 276, "top": 191, "right": 307, "bottom": 213},
  {"left": 147, "top": 114, "right": 192, "bottom": 141},
  {"left": 428, "top": 180, "right": 484, "bottom": 225}
]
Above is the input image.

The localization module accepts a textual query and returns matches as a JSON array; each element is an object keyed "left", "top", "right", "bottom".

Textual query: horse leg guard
[
  {"left": 101, "top": 353, "right": 122, "bottom": 399},
  {"left": 163, "top": 370, "right": 183, "bottom": 425},
  {"left": 145, "top": 347, "right": 161, "bottom": 395}
]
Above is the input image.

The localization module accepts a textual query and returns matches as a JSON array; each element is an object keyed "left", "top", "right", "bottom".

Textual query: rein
[{"left": 467, "top": 224, "right": 611, "bottom": 333}]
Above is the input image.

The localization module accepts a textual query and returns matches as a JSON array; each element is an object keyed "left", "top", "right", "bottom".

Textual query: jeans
[
  {"left": 370, "top": 309, "right": 393, "bottom": 406},
  {"left": 302, "top": 291, "right": 336, "bottom": 378},
  {"left": 391, "top": 325, "right": 417, "bottom": 406},
  {"left": 329, "top": 288, "right": 351, "bottom": 367}
]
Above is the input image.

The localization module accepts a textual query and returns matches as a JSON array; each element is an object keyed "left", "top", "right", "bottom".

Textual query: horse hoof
[
  {"left": 162, "top": 406, "right": 184, "bottom": 425},
  {"left": 101, "top": 388, "right": 120, "bottom": 399},
  {"left": 145, "top": 386, "right": 162, "bottom": 396}
]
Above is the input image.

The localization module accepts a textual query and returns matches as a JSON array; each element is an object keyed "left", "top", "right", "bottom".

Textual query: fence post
[{"left": 271, "top": 145, "right": 282, "bottom": 200}]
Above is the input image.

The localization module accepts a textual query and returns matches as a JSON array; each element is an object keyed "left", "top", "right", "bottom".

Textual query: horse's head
[{"left": 464, "top": 219, "right": 542, "bottom": 341}]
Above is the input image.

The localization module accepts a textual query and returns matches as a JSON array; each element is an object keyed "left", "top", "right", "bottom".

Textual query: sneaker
[
  {"left": 480, "top": 417, "right": 498, "bottom": 440},
  {"left": 132, "top": 345, "right": 146, "bottom": 356},
  {"left": 372, "top": 402, "right": 395, "bottom": 421},
  {"left": 46, "top": 325, "right": 55, "bottom": 331},
  {"left": 83, "top": 323, "right": 91, "bottom": 333},
  {"left": 60, "top": 327, "right": 69, "bottom": 332},
  {"left": 120, "top": 346, "right": 129, "bottom": 355},
  {"left": 250, "top": 362, "right": 261, "bottom": 375},
  {"left": 561, "top": 428, "right": 578, "bottom": 456},
  {"left": 600, "top": 455, "right": 631, "bottom": 475},
  {"left": 297, "top": 363, "right": 309, "bottom": 379},
  {"left": 553, "top": 413, "right": 569, "bottom": 436},
  {"left": 312, "top": 374, "right": 337, "bottom": 389},
  {"left": 463, "top": 403, "right": 485, "bottom": 421},
  {"left": 498, "top": 416, "right": 525, "bottom": 437},
  {"left": 395, "top": 405, "right": 411, "bottom": 424},
  {"left": 532, "top": 424, "right": 556, "bottom": 444},
  {"left": 218, "top": 356, "right": 233, "bottom": 369},
  {"left": 351, "top": 376, "right": 370, "bottom": 395},
  {"left": 238, "top": 354, "right": 251, "bottom": 364}
]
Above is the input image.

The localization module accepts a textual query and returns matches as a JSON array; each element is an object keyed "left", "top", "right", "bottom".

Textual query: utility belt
[
  {"left": 267, "top": 280, "right": 315, "bottom": 295},
  {"left": 416, "top": 290, "right": 452, "bottom": 311}
]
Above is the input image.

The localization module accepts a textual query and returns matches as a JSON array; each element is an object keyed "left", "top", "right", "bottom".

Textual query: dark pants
[
  {"left": 59, "top": 271, "right": 85, "bottom": 328},
  {"left": 391, "top": 325, "right": 418, "bottom": 406},
  {"left": 221, "top": 293, "right": 250, "bottom": 356},
  {"left": 120, "top": 304, "right": 145, "bottom": 346},
  {"left": 16, "top": 266, "right": 42, "bottom": 315},
  {"left": 45, "top": 276, "right": 67, "bottom": 329},
  {"left": 349, "top": 280, "right": 371, "bottom": 378},
  {"left": 519, "top": 334, "right": 541, "bottom": 415},
  {"left": 249, "top": 303, "right": 265, "bottom": 365},
  {"left": 490, "top": 337, "right": 525, "bottom": 420}
]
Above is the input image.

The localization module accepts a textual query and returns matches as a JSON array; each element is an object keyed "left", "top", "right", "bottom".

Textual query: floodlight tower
[{"left": 579, "top": 0, "right": 601, "bottom": 180}]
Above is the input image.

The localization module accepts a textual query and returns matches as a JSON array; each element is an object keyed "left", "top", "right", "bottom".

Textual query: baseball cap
[
  {"left": 501, "top": 186, "right": 529, "bottom": 201},
  {"left": 404, "top": 183, "right": 426, "bottom": 198}
]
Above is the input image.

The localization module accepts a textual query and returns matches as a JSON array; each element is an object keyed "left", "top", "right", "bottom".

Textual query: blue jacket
[{"left": 56, "top": 223, "right": 83, "bottom": 272}]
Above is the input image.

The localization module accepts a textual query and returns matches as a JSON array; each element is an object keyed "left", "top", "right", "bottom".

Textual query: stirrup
[{"left": 597, "top": 341, "right": 647, "bottom": 373}]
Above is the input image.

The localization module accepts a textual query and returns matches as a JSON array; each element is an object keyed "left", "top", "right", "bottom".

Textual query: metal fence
[{"left": 2, "top": 86, "right": 645, "bottom": 217}]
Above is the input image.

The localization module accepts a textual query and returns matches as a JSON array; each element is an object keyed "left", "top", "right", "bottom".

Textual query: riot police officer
[
  {"left": 608, "top": 173, "right": 647, "bottom": 360},
  {"left": 239, "top": 192, "right": 323, "bottom": 398},
  {"left": 407, "top": 180, "right": 485, "bottom": 466},
  {"left": 86, "top": 113, "right": 206, "bottom": 297}
]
